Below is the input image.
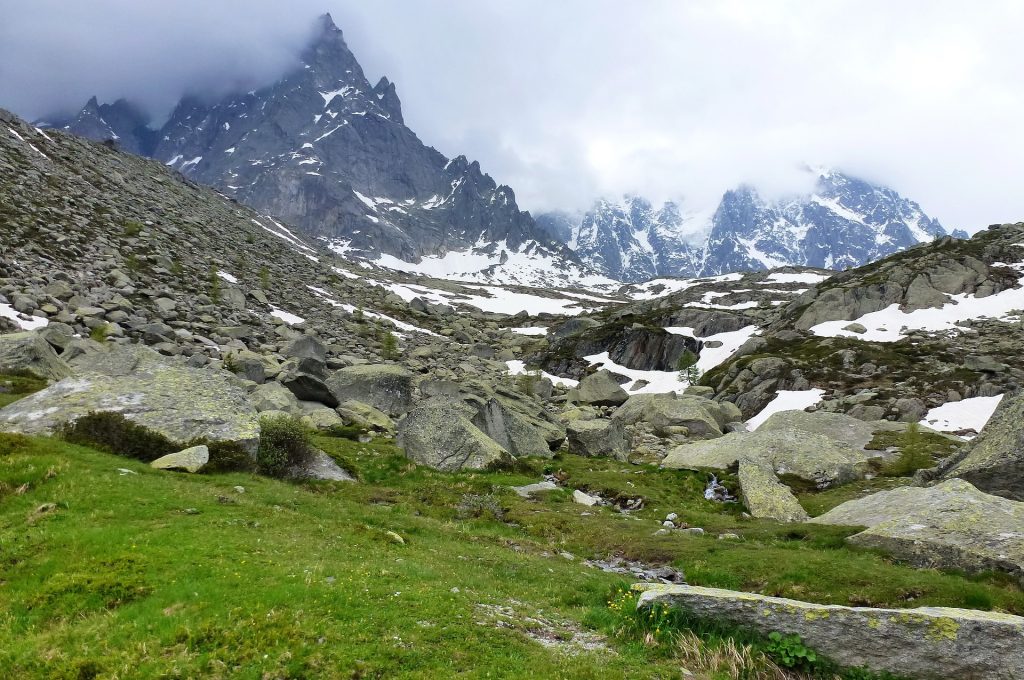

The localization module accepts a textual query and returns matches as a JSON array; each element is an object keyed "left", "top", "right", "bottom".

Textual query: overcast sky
[{"left": 2, "top": 1, "right": 1022, "bottom": 232}]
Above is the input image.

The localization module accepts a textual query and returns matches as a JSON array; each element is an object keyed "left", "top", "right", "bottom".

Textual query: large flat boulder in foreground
[
  {"left": 809, "top": 479, "right": 1024, "bottom": 583},
  {"left": 638, "top": 584, "right": 1024, "bottom": 680},
  {"left": 0, "top": 348, "right": 259, "bottom": 452}
]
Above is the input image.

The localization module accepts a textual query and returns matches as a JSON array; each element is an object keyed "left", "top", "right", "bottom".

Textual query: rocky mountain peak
[{"left": 372, "top": 76, "right": 404, "bottom": 124}]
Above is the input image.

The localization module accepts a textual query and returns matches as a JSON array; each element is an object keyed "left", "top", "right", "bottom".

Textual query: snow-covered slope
[{"left": 544, "top": 169, "right": 958, "bottom": 282}]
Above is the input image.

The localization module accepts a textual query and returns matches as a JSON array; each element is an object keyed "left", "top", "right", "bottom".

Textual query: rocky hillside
[
  {"left": 43, "top": 14, "right": 593, "bottom": 288},
  {"left": 540, "top": 169, "right": 961, "bottom": 282}
]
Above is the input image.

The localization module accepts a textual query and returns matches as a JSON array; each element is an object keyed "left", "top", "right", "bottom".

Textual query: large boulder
[
  {"left": 336, "top": 399, "right": 395, "bottom": 433},
  {"left": 737, "top": 459, "right": 809, "bottom": 523},
  {"left": 662, "top": 428, "right": 880, "bottom": 488},
  {"left": 250, "top": 381, "right": 302, "bottom": 415},
  {"left": 637, "top": 584, "right": 1024, "bottom": 680},
  {"left": 326, "top": 364, "right": 413, "bottom": 417},
  {"left": 756, "top": 410, "right": 903, "bottom": 450},
  {"left": 566, "top": 419, "right": 630, "bottom": 460},
  {"left": 471, "top": 397, "right": 559, "bottom": 458},
  {"left": 278, "top": 357, "right": 336, "bottom": 407},
  {"left": 941, "top": 392, "right": 1024, "bottom": 500},
  {"left": 283, "top": 335, "right": 327, "bottom": 363},
  {"left": 809, "top": 479, "right": 1024, "bottom": 583},
  {"left": 397, "top": 398, "right": 512, "bottom": 471},
  {"left": 613, "top": 393, "right": 724, "bottom": 438},
  {"left": 0, "top": 331, "right": 72, "bottom": 381},
  {"left": 0, "top": 348, "right": 259, "bottom": 453},
  {"left": 573, "top": 369, "right": 628, "bottom": 406}
]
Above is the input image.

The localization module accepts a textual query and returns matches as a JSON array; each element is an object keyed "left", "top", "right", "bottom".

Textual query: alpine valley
[{"left": 3, "top": 10, "right": 1024, "bottom": 680}]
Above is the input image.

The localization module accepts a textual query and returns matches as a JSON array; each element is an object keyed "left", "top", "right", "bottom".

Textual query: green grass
[
  {"left": 0, "top": 372, "right": 47, "bottom": 409},
  {"left": 0, "top": 431, "right": 1021, "bottom": 678}
]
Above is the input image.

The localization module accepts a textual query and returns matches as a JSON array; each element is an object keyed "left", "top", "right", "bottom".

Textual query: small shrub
[
  {"left": 322, "top": 424, "right": 365, "bottom": 441},
  {"left": 764, "top": 631, "right": 817, "bottom": 669},
  {"left": 202, "top": 441, "right": 255, "bottom": 473},
  {"left": 379, "top": 330, "right": 399, "bottom": 360},
  {"left": 0, "top": 432, "right": 32, "bottom": 456},
  {"left": 89, "top": 324, "right": 110, "bottom": 342},
  {"left": 881, "top": 423, "right": 933, "bottom": 477},
  {"left": 59, "top": 412, "right": 177, "bottom": 462},
  {"left": 124, "top": 253, "right": 140, "bottom": 272},
  {"left": 257, "top": 415, "right": 314, "bottom": 478},
  {"left": 516, "top": 370, "right": 540, "bottom": 396},
  {"left": 170, "top": 259, "right": 184, "bottom": 277},
  {"left": 676, "top": 350, "right": 702, "bottom": 384},
  {"left": 121, "top": 220, "right": 142, "bottom": 237},
  {"left": 208, "top": 264, "right": 222, "bottom": 304},
  {"left": 259, "top": 266, "right": 271, "bottom": 290},
  {"left": 455, "top": 493, "right": 506, "bottom": 522}
]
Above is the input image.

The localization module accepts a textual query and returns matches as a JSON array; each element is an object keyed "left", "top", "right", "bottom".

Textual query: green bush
[
  {"left": 322, "top": 424, "right": 365, "bottom": 441},
  {"left": 0, "top": 432, "right": 32, "bottom": 456},
  {"left": 59, "top": 412, "right": 177, "bottom": 462},
  {"left": 204, "top": 441, "right": 255, "bottom": 473},
  {"left": 257, "top": 415, "right": 314, "bottom": 478},
  {"left": 379, "top": 330, "right": 399, "bottom": 360},
  {"left": 764, "top": 631, "right": 817, "bottom": 669},
  {"left": 881, "top": 423, "right": 933, "bottom": 477},
  {"left": 88, "top": 324, "right": 110, "bottom": 342}
]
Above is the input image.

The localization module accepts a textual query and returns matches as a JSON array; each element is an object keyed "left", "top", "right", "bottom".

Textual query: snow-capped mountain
[
  {"left": 542, "top": 170, "right": 963, "bottom": 282},
  {"left": 43, "top": 14, "right": 588, "bottom": 287}
]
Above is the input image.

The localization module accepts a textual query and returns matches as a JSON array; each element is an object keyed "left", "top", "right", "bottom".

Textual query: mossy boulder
[
  {"left": 397, "top": 397, "right": 512, "bottom": 471},
  {"left": 566, "top": 419, "right": 630, "bottom": 460},
  {"left": 809, "top": 479, "right": 1024, "bottom": 583},
  {"left": 0, "top": 331, "right": 72, "bottom": 381},
  {"left": 326, "top": 364, "right": 413, "bottom": 417},
  {"left": 0, "top": 351, "right": 259, "bottom": 453},
  {"left": 573, "top": 370, "right": 628, "bottom": 406},
  {"left": 737, "top": 459, "right": 809, "bottom": 522},
  {"left": 637, "top": 583, "right": 1024, "bottom": 679}
]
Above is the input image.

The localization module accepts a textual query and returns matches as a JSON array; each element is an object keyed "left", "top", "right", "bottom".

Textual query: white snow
[
  {"left": 628, "top": 273, "right": 745, "bottom": 301},
  {"left": 510, "top": 327, "right": 548, "bottom": 336},
  {"left": 919, "top": 395, "right": 1004, "bottom": 435},
  {"left": 178, "top": 156, "right": 202, "bottom": 171},
  {"left": 583, "top": 352, "right": 687, "bottom": 394},
  {"left": 763, "top": 272, "right": 829, "bottom": 284},
  {"left": 269, "top": 307, "right": 304, "bottom": 326},
  {"left": 0, "top": 303, "right": 49, "bottom": 331},
  {"left": 746, "top": 389, "right": 827, "bottom": 430},
  {"left": 306, "top": 286, "right": 439, "bottom": 337},
  {"left": 165, "top": 154, "right": 183, "bottom": 166},
  {"left": 665, "top": 325, "right": 760, "bottom": 373},
  {"left": 505, "top": 360, "right": 578, "bottom": 388},
  {"left": 810, "top": 277, "right": 1024, "bottom": 342},
  {"left": 319, "top": 86, "right": 355, "bottom": 106},
  {"left": 217, "top": 270, "right": 239, "bottom": 284}
]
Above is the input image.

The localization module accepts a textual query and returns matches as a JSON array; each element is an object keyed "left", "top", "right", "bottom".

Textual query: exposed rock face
[
  {"left": 326, "top": 364, "right": 413, "bottom": 417},
  {"left": 470, "top": 396, "right": 559, "bottom": 458},
  {"left": 737, "top": 459, "right": 809, "bottom": 523},
  {"left": 0, "top": 349, "right": 259, "bottom": 453},
  {"left": 941, "top": 392, "right": 1024, "bottom": 500},
  {"left": 544, "top": 171, "right": 947, "bottom": 282},
  {"left": 279, "top": 357, "right": 336, "bottom": 407},
  {"left": 662, "top": 428, "right": 880, "bottom": 488},
  {"left": 397, "top": 397, "right": 512, "bottom": 471},
  {"left": 336, "top": 399, "right": 395, "bottom": 433},
  {"left": 574, "top": 370, "right": 629, "bottom": 406},
  {"left": 566, "top": 419, "right": 630, "bottom": 460},
  {"left": 637, "top": 584, "right": 1024, "bottom": 680},
  {"left": 809, "top": 479, "right": 1024, "bottom": 583},
  {"left": 287, "top": 449, "right": 354, "bottom": 482},
  {"left": 0, "top": 331, "right": 72, "bottom": 381},
  {"left": 150, "top": 445, "right": 209, "bottom": 473}
]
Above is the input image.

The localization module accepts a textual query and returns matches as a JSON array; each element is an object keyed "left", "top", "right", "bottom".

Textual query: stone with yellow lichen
[{"left": 635, "top": 583, "right": 1024, "bottom": 679}]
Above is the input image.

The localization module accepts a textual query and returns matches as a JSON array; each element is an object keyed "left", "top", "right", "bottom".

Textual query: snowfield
[
  {"left": 505, "top": 360, "right": 578, "bottom": 388},
  {"left": 920, "top": 395, "right": 1004, "bottom": 435},
  {"left": 746, "top": 389, "right": 827, "bottom": 430},
  {"left": 0, "top": 302, "right": 49, "bottom": 331},
  {"left": 665, "top": 325, "right": 760, "bottom": 373}
]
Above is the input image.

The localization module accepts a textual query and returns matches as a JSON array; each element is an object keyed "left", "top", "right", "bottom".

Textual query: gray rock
[
  {"left": 942, "top": 392, "right": 1024, "bottom": 500},
  {"left": 300, "top": 406, "right": 345, "bottom": 430},
  {"left": 287, "top": 449, "right": 354, "bottom": 482},
  {"left": 279, "top": 357, "right": 336, "bottom": 407},
  {"left": 335, "top": 399, "right": 395, "bottom": 433},
  {"left": 573, "top": 489, "right": 600, "bottom": 506},
  {"left": 397, "top": 398, "right": 512, "bottom": 471},
  {"left": 737, "top": 459, "right": 809, "bottom": 523},
  {"left": 566, "top": 419, "right": 630, "bottom": 460},
  {"left": 637, "top": 584, "right": 1024, "bottom": 680},
  {"left": 471, "top": 397, "right": 558, "bottom": 458},
  {"left": 0, "top": 351, "right": 259, "bottom": 453},
  {"left": 326, "top": 364, "right": 413, "bottom": 417},
  {"left": 283, "top": 335, "right": 327, "bottom": 363},
  {"left": 150, "top": 445, "right": 209, "bottom": 473},
  {"left": 0, "top": 331, "right": 72, "bottom": 381},
  {"left": 511, "top": 480, "right": 559, "bottom": 498},
  {"left": 809, "top": 479, "right": 1024, "bottom": 583},
  {"left": 574, "top": 369, "right": 629, "bottom": 406},
  {"left": 250, "top": 381, "right": 302, "bottom": 415}
]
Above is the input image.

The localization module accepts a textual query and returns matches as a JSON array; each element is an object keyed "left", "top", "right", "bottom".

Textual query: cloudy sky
[{"left": 2, "top": 0, "right": 1022, "bottom": 231}]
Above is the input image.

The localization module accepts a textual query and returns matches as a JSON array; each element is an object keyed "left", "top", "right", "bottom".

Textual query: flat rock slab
[
  {"left": 0, "top": 361, "right": 259, "bottom": 453},
  {"left": 663, "top": 428, "right": 878, "bottom": 488},
  {"left": 151, "top": 445, "right": 209, "bottom": 473},
  {"left": 737, "top": 459, "right": 808, "bottom": 523},
  {"left": 511, "top": 480, "right": 559, "bottom": 498},
  {"left": 637, "top": 583, "right": 1024, "bottom": 679},
  {"left": 809, "top": 479, "right": 1024, "bottom": 583}
]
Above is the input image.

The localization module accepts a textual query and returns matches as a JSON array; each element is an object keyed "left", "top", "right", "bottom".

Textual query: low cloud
[{"left": 2, "top": 0, "right": 1022, "bottom": 231}]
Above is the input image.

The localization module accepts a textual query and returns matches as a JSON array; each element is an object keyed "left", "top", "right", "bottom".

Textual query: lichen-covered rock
[
  {"left": 756, "top": 410, "right": 904, "bottom": 451},
  {"left": 662, "top": 428, "right": 879, "bottom": 488},
  {"left": 566, "top": 419, "right": 630, "bottom": 460},
  {"left": 250, "top": 381, "right": 302, "bottom": 415},
  {"left": 0, "top": 353, "right": 259, "bottom": 453},
  {"left": 397, "top": 397, "right": 512, "bottom": 471},
  {"left": 809, "top": 479, "right": 1024, "bottom": 583},
  {"left": 287, "top": 449, "right": 354, "bottom": 481},
  {"left": 737, "top": 459, "right": 809, "bottom": 522},
  {"left": 336, "top": 399, "right": 395, "bottom": 433},
  {"left": 326, "top": 364, "right": 413, "bottom": 417},
  {"left": 612, "top": 392, "right": 733, "bottom": 438},
  {"left": 471, "top": 396, "right": 559, "bottom": 458},
  {"left": 573, "top": 370, "right": 628, "bottom": 406},
  {"left": 0, "top": 331, "right": 72, "bottom": 381},
  {"left": 941, "top": 392, "right": 1024, "bottom": 500},
  {"left": 150, "top": 445, "right": 209, "bottom": 473},
  {"left": 637, "top": 584, "right": 1024, "bottom": 680}
]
